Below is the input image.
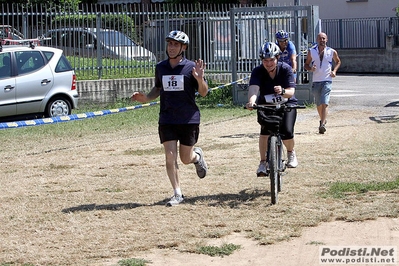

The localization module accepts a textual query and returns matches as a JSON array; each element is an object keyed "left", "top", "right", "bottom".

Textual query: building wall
[
  {"left": 336, "top": 35, "right": 399, "bottom": 73},
  {"left": 267, "top": 0, "right": 398, "bottom": 19}
]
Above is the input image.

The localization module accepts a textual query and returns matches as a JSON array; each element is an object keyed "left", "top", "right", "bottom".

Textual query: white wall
[{"left": 267, "top": 0, "right": 398, "bottom": 19}]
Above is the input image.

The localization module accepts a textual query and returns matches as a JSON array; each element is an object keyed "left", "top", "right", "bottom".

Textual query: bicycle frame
[{"left": 252, "top": 104, "right": 305, "bottom": 205}]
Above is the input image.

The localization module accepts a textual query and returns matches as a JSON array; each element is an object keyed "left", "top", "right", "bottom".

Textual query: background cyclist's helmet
[
  {"left": 259, "top": 42, "right": 281, "bottom": 59},
  {"left": 275, "top": 30, "right": 289, "bottom": 40},
  {"left": 166, "top": 30, "right": 190, "bottom": 45}
]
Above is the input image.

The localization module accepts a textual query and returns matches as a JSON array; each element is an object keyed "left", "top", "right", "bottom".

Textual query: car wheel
[{"left": 46, "top": 97, "right": 72, "bottom": 117}]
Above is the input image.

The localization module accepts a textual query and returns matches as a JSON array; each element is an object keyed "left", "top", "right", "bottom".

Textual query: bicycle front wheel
[{"left": 269, "top": 135, "right": 279, "bottom": 205}]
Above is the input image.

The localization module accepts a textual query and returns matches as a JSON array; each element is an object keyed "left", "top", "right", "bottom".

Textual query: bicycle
[{"left": 252, "top": 104, "right": 306, "bottom": 204}]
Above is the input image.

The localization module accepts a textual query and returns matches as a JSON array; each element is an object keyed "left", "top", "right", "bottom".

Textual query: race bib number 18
[
  {"left": 163, "top": 75, "right": 184, "bottom": 91},
  {"left": 264, "top": 93, "right": 288, "bottom": 104}
]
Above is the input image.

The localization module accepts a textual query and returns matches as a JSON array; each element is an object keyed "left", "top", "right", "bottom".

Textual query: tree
[{"left": 0, "top": 0, "right": 82, "bottom": 6}]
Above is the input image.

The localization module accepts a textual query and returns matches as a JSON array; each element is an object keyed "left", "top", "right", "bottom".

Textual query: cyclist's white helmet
[
  {"left": 166, "top": 30, "right": 190, "bottom": 45},
  {"left": 259, "top": 42, "right": 281, "bottom": 59}
]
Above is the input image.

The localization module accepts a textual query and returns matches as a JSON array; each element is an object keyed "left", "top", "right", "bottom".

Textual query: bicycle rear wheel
[{"left": 269, "top": 136, "right": 279, "bottom": 204}]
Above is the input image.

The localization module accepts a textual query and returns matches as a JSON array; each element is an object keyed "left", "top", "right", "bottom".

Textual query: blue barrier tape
[{"left": 0, "top": 76, "right": 250, "bottom": 130}]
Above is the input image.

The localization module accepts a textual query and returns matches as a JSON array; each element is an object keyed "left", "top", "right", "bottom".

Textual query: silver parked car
[
  {"left": 42, "top": 28, "right": 156, "bottom": 61},
  {"left": 0, "top": 44, "right": 79, "bottom": 121}
]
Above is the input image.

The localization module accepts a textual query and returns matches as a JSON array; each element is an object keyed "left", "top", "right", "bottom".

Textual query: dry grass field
[{"left": 0, "top": 90, "right": 398, "bottom": 265}]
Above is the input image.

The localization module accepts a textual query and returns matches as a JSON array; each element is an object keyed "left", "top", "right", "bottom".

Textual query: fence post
[
  {"left": 339, "top": 19, "right": 343, "bottom": 49},
  {"left": 386, "top": 34, "right": 393, "bottom": 51},
  {"left": 377, "top": 20, "right": 381, "bottom": 48},
  {"left": 230, "top": 11, "right": 239, "bottom": 104},
  {"left": 22, "top": 12, "right": 28, "bottom": 38},
  {"left": 96, "top": 13, "right": 103, "bottom": 80}
]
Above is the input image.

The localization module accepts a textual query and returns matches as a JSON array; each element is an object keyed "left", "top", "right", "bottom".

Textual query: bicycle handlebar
[{"left": 245, "top": 104, "right": 306, "bottom": 112}]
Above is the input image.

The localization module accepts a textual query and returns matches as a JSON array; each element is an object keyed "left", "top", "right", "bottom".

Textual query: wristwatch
[{"left": 280, "top": 88, "right": 286, "bottom": 96}]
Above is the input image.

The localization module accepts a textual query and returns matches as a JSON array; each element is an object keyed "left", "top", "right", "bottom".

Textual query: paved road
[
  {"left": 298, "top": 74, "right": 399, "bottom": 124},
  {"left": 330, "top": 74, "right": 399, "bottom": 109}
]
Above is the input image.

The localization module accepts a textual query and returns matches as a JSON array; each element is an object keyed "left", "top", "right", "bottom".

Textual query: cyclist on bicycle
[
  {"left": 246, "top": 41, "right": 299, "bottom": 176},
  {"left": 275, "top": 30, "right": 297, "bottom": 80}
]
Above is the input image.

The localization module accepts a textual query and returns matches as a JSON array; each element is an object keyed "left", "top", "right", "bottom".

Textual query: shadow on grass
[
  {"left": 219, "top": 133, "right": 259, "bottom": 139},
  {"left": 61, "top": 188, "right": 271, "bottom": 213},
  {"left": 369, "top": 101, "right": 399, "bottom": 123},
  {"left": 370, "top": 100, "right": 399, "bottom": 123},
  {"left": 184, "top": 188, "right": 271, "bottom": 208},
  {"left": 369, "top": 114, "right": 399, "bottom": 123},
  {"left": 61, "top": 203, "right": 145, "bottom": 213}
]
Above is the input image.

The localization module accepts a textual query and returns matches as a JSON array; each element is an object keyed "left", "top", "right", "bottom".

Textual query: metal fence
[
  {"left": 322, "top": 17, "right": 399, "bottom": 49},
  {"left": 1, "top": 3, "right": 236, "bottom": 79},
  {"left": 1, "top": 3, "right": 398, "bottom": 80}
]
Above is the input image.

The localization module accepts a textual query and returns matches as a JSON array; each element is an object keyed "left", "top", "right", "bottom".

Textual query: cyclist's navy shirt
[
  {"left": 276, "top": 40, "right": 297, "bottom": 67},
  {"left": 155, "top": 57, "right": 201, "bottom": 125},
  {"left": 249, "top": 61, "right": 298, "bottom": 105}
]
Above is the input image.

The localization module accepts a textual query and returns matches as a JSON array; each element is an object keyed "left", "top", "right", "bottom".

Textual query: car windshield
[{"left": 100, "top": 31, "right": 137, "bottom": 47}]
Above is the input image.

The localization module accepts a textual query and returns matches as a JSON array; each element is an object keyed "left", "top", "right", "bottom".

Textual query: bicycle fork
[{"left": 266, "top": 136, "right": 285, "bottom": 172}]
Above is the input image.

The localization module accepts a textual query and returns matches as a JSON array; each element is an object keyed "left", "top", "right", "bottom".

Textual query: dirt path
[{"left": 132, "top": 218, "right": 399, "bottom": 266}]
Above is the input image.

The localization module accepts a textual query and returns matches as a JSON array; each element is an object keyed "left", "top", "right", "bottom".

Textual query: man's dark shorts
[{"left": 159, "top": 124, "right": 199, "bottom": 146}]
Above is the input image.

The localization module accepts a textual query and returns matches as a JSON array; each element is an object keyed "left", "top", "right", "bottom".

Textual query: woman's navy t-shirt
[{"left": 155, "top": 58, "right": 200, "bottom": 125}]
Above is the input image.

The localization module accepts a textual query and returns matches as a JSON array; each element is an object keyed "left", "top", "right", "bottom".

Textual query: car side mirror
[{"left": 85, "top": 44, "right": 95, "bottom": 49}]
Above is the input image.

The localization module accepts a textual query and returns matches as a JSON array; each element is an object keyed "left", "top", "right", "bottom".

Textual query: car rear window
[
  {"left": 55, "top": 54, "right": 73, "bottom": 73},
  {"left": 43, "top": 51, "right": 54, "bottom": 61}
]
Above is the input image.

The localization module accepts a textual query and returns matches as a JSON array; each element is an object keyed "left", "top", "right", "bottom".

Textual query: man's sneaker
[
  {"left": 166, "top": 194, "right": 184, "bottom": 207},
  {"left": 319, "top": 125, "right": 326, "bottom": 134},
  {"left": 257, "top": 161, "right": 268, "bottom": 177},
  {"left": 319, "top": 121, "right": 326, "bottom": 134},
  {"left": 287, "top": 151, "right": 298, "bottom": 168},
  {"left": 194, "top": 147, "right": 208, "bottom": 178}
]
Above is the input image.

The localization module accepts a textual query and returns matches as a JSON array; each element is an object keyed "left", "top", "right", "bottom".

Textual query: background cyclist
[{"left": 275, "top": 30, "right": 298, "bottom": 80}]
